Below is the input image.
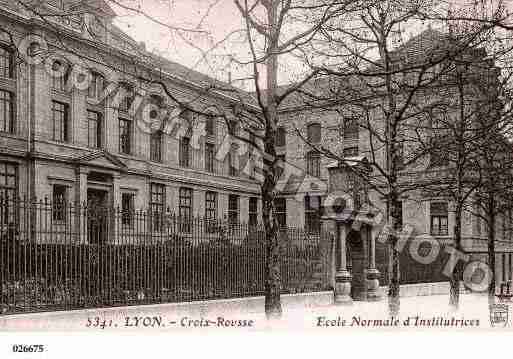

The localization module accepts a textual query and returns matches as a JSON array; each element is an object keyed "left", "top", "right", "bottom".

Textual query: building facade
[
  {"left": 0, "top": 1, "right": 512, "bottom": 289},
  {"left": 0, "top": 0, "right": 262, "bottom": 237}
]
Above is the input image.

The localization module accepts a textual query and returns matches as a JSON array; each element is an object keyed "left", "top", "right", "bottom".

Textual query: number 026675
[{"left": 11, "top": 345, "right": 45, "bottom": 353}]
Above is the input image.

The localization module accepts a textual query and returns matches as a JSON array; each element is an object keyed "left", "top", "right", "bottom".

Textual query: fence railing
[{"left": 0, "top": 197, "right": 332, "bottom": 315}]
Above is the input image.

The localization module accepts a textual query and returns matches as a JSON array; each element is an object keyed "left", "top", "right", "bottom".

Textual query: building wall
[{"left": 0, "top": 3, "right": 262, "bottom": 229}]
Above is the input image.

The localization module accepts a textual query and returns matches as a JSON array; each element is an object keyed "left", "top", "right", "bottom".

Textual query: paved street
[{"left": 0, "top": 293, "right": 509, "bottom": 331}]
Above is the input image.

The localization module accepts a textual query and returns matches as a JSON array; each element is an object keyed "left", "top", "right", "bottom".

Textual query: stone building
[
  {"left": 0, "top": 0, "right": 262, "bottom": 235},
  {"left": 0, "top": 0, "right": 512, "bottom": 296},
  {"left": 270, "top": 28, "right": 513, "bottom": 293}
]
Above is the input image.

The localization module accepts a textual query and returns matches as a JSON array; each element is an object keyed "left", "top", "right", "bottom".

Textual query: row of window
[
  {"left": 0, "top": 160, "right": 461, "bottom": 237},
  {"left": 273, "top": 196, "right": 451, "bottom": 236},
  {"left": 50, "top": 187, "right": 450, "bottom": 236},
  {"left": 124, "top": 185, "right": 258, "bottom": 232},
  {"left": 0, "top": 46, "right": 445, "bottom": 175},
  {"left": 49, "top": 181, "right": 259, "bottom": 231},
  {"left": 47, "top": 100, "right": 229, "bottom": 174},
  {"left": 273, "top": 196, "right": 323, "bottom": 233},
  {"left": 276, "top": 119, "right": 359, "bottom": 147}
]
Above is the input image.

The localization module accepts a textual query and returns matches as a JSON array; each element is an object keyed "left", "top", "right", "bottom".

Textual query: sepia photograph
[{"left": 1, "top": 0, "right": 513, "bottom": 355}]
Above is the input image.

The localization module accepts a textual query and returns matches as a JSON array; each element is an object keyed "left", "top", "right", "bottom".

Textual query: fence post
[
  {"left": 363, "top": 224, "right": 381, "bottom": 301},
  {"left": 322, "top": 218, "right": 352, "bottom": 305}
]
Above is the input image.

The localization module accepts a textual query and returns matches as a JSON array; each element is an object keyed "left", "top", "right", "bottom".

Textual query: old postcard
[{"left": 1, "top": 0, "right": 513, "bottom": 356}]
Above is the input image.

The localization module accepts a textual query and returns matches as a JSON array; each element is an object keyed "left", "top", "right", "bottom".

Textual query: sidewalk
[{"left": 0, "top": 293, "right": 508, "bottom": 331}]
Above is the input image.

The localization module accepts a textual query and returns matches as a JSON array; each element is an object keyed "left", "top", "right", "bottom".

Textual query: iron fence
[{"left": 0, "top": 197, "right": 332, "bottom": 315}]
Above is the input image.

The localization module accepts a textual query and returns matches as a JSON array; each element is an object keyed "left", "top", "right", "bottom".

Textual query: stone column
[
  {"left": 111, "top": 174, "right": 121, "bottom": 244},
  {"left": 364, "top": 225, "right": 381, "bottom": 301},
  {"left": 75, "top": 167, "right": 89, "bottom": 244},
  {"left": 334, "top": 222, "right": 352, "bottom": 305}
]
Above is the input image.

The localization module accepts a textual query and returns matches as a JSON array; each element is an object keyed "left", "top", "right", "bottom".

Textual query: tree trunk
[
  {"left": 488, "top": 197, "right": 496, "bottom": 307},
  {"left": 263, "top": 0, "right": 282, "bottom": 320},
  {"left": 449, "top": 205, "right": 463, "bottom": 310},
  {"left": 262, "top": 184, "right": 282, "bottom": 319},
  {"left": 388, "top": 196, "right": 401, "bottom": 316}
]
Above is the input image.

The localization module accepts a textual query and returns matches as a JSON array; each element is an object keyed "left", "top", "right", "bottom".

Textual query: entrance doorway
[{"left": 87, "top": 189, "right": 109, "bottom": 244}]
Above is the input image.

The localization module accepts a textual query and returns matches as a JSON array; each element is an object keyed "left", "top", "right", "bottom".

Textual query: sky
[
  {"left": 112, "top": 1, "right": 253, "bottom": 87},
  {"left": 109, "top": 0, "right": 513, "bottom": 90}
]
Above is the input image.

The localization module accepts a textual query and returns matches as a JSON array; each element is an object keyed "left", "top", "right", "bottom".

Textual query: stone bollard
[
  {"left": 334, "top": 270, "right": 353, "bottom": 305},
  {"left": 365, "top": 268, "right": 381, "bottom": 301}
]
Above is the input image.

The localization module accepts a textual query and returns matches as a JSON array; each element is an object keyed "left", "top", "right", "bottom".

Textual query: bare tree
[
  {"left": 47, "top": 0, "right": 368, "bottom": 319},
  {"left": 292, "top": 0, "right": 502, "bottom": 315},
  {"left": 472, "top": 104, "right": 513, "bottom": 306},
  {"left": 417, "top": 38, "right": 513, "bottom": 310}
]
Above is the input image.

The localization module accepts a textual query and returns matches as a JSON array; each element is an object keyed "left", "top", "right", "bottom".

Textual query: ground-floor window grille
[
  {"left": 274, "top": 197, "right": 286, "bottom": 228},
  {"left": 228, "top": 194, "right": 239, "bottom": 226},
  {"left": 179, "top": 187, "right": 193, "bottom": 232},
  {"left": 0, "top": 162, "right": 17, "bottom": 227},
  {"left": 249, "top": 197, "right": 258, "bottom": 227},
  {"left": 121, "top": 193, "right": 134, "bottom": 226},
  {"left": 150, "top": 183, "right": 165, "bottom": 231},
  {"left": 205, "top": 191, "right": 217, "bottom": 233},
  {"left": 52, "top": 184, "right": 67, "bottom": 222}
]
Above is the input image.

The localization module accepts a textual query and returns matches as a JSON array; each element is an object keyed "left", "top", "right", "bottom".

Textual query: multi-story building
[
  {"left": 0, "top": 1, "right": 511, "bottom": 290},
  {"left": 0, "top": 0, "right": 262, "bottom": 237},
  {"left": 271, "top": 28, "right": 513, "bottom": 287}
]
